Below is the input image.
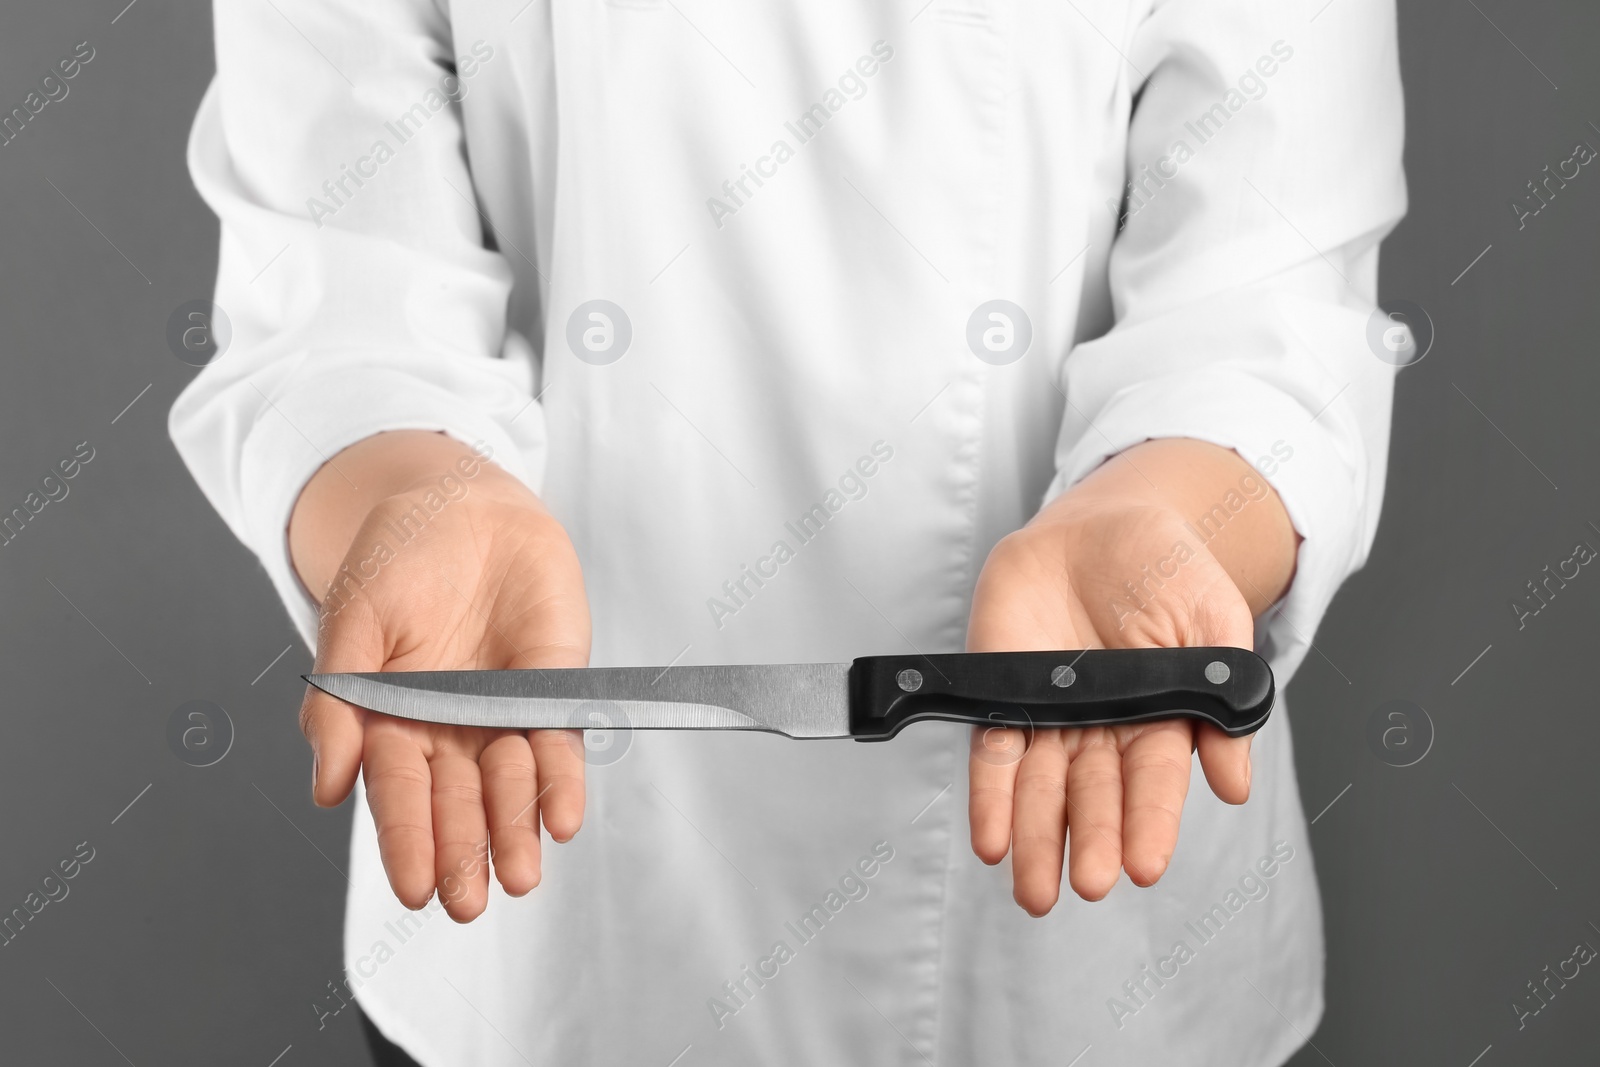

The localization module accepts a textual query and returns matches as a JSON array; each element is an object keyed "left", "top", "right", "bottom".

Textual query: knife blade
[{"left": 306, "top": 646, "right": 1273, "bottom": 741}]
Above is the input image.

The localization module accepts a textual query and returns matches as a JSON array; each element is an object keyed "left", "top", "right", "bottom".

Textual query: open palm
[
  {"left": 301, "top": 471, "right": 591, "bottom": 922},
  {"left": 967, "top": 503, "right": 1256, "bottom": 915}
]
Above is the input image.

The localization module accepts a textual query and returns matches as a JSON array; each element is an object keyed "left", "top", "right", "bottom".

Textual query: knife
[{"left": 305, "top": 646, "right": 1273, "bottom": 741}]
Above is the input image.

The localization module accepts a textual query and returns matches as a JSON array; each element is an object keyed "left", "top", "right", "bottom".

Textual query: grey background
[{"left": 0, "top": 1, "right": 1595, "bottom": 1064}]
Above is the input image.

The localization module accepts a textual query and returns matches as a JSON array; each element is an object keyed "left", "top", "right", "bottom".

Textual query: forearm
[
  {"left": 288, "top": 430, "right": 522, "bottom": 602},
  {"left": 1039, "top": 438, "right": 1298, "bottom": 616}
]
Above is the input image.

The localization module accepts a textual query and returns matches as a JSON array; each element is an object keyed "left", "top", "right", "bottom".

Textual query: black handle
[{"left": 846, "top": 647, "right": 1273, "bottom": 741}]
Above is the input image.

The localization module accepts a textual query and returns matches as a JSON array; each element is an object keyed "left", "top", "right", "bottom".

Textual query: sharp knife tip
[{"left": 304, "top": 673, "right": 367, "bottom": 709}]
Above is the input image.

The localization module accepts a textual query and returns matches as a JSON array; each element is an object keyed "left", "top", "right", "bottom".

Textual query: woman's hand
[
  {"left": 966, "top": 438, "right": 1296, "bottom": 916},
  {"left": 290, "top": 431, "right": 591, "bottom": 922}
]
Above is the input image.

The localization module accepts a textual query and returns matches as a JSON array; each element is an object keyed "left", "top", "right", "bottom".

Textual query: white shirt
[{"left": 171, "top": 1, "right": 1405, "bottom": 1063}]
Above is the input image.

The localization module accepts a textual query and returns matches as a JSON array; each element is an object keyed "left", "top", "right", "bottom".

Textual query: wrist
[
  {"left": 1038, "top": 439, "right": 1297, "bottom": 616},
  {"left": 288, "top": 431, "right": 533, "bottom": 600}
]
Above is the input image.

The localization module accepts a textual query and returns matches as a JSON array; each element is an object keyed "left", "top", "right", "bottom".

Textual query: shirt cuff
[
  {"left": 238, "top": 363, "right": 541, "bottom": 648},
  {"left": 1042, "top": 368, "right": 1364, "bottom": 682}
]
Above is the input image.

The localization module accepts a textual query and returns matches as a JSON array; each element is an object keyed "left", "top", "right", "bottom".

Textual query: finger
[
  {"left": 965, "top": 550, "right": 1081, "bottom": 870},
  {"left": 969, "top": 725, "right": 1027, "bottom": 865},
  {"left": 1010, "top": 730, "right": 1070, "bottom": 916},
  {"left": 300, "top": 686, "right": 366, "bottom": 807},
  {"left": 1188, "top": 591, "right": 1256, "bottom": 806},
  {"left": 363, "top": 722, "right": 436, "bottom": 909},
  {"left": 302, "top": 600, "right": 384, "bottom": 807},
  {"left": 430, "top": 745, "right": 492, "bottom": 922},
  {"left": 1065, "top": 729, "right": 1125, "bottom": 901},
  {"left": 1120, "top": 721, "right": 1194, "bottom": 886},
  {"left": 481, "top": 733, "right": 541, "bottom": 895},
  {"left": 1197, "top": 725, "right": 1252, "bottom": 805},
  {"left": 531, "top": 729, "right": 585, "bottom": 842},
  {"left": 484, "top": 593, "right": 589, "bottom": 846}
]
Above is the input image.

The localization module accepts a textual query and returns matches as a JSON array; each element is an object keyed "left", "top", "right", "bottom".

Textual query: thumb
[
  {"left": 301, "top": 597, "right": 382, "bottom": 807},
  {"left": 1192, "top": 584, "right": 1256, "bottom": 805}
]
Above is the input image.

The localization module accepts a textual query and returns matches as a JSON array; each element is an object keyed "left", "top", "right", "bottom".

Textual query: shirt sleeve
[
  {"left": 1044, "top": 0, "right": 1408, "bottom": 679},
  {"left": 169, "top": 1, "right": 545, "bottom": 646}
]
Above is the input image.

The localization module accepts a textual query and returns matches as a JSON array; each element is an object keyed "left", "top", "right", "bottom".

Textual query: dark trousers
[{"left": 360, "top": 1007, "right": 423, "bottom": 1067}]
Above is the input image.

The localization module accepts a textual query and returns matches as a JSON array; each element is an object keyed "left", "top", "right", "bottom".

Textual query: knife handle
[{"left": 846, "top": 647, "right": 1273, "bottom": 741}]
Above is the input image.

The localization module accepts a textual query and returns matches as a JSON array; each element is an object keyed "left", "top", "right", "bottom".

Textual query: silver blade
[{"left": 304, "top": 662, "right": 853, "bottom": 739}]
